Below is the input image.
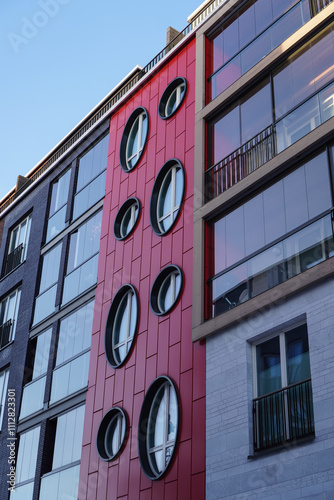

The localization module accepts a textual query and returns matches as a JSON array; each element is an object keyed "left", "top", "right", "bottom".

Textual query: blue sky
[{"left": 0, "top": 0, "right": 199, "bottom": 201}]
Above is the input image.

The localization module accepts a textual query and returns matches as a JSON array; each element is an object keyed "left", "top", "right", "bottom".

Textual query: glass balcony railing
[
  {"left": 62, "top": 253, "right": 98, "bottom": 305},
  {"left": 209, "top": 213, "right": 334, "bottom": 318},
  {"left": 50, "top": 351, "right": 90, "bottom": 404},
  {"left": 19, "top": 376, "right": 46, "bottom": 420},
  {"left": 39, "top": 464, "right": 80, "bottom": 500}
]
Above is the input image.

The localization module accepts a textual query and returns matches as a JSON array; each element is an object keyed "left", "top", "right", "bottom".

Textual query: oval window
[
  {"left": 114, "top": 198, "right": 140, "bottom": 240},
  {"left": 150, "top": 265, "right": 183, "bottom": 316},
  {"left": 150, "top": 159, "right": 185, "bottom": 236},
  {"left": 105, "top": 285, "right": 138, "bottom": 368},
  {"left": 138, "top": 376, "right": 179, "bottom": 480},
  {"left": 158, "top": 78, "right": 187, "bottom": 119},
  {"left": 96, "top": 407, "right": 128, "bottom": 461},
  {"left": 120, "top": 107, "right": 149, "bottom": 172}
]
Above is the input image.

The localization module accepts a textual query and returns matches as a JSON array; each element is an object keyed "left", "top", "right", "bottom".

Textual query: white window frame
[
  {"left": 126, "top": 111, "right": 146, "bottom": 169},
  {"left": 7, "top": 214, "right": 32, "bottom": 266},
  {"left": 165, "top": 82, "right": 186, "bottom": 117},
  {"left": 147, "top": 380, "right": 178, "bottom": 476},
  {"left": 0, "top": 288, "right": 21, "bottom": 345},
  {"left": 112, "top": 289, "right": 136, "bottom": 365},
  {"left": 157, "top": 164, "right": 182, "bottom": 234}
]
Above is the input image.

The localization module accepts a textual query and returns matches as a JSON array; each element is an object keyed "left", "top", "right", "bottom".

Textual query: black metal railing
[
  {"left": 253, "top": 379, "right": 314, "bottom": 452},
  {"left": 0, "top": 320, "right": 13, "bottom": 349},
  {"left": 206, "top": 125, "right": 275, "bottom": 200},
  {"left": 3, "top": 243, "right": 24, "bottom": 276}
]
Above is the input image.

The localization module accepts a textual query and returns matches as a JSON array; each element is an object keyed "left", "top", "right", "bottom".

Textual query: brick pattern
[
  {"left": 79, "top": 37, "right": 206, "bottom": 500},
  {"left": 206, "top": 279, "right": 334, "bottom": 499}
]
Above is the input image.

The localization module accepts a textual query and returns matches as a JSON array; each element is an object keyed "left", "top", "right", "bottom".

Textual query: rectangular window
[
  {"left": 72, "top": 134, "right": 109, "bottom": 220},
  {"left": 45, "top": 169, "right": 71, "bottom": 243},
  {"left": 208, "top": 150, "right": 334, "bottom": 318},
  {"left": 10, "top": 426, "right": 40, "bottom": 500},
  {"left": 33, "top": 243, "right": 62, "bottom": 325},
  {"left": 62, "top": 210, "right": 102, "bottom": 305},
  {"left": 252, "top": 324, "right": 314, "bottom": 452},
  {"left": 0, "top": 368, "right": 9, "bottom": 430},
  {"left": 39, "top": 405, "right": 85, "bottom": 500},
  {"left": 207, "top": 22, "right": 334, "bottom": 199},
  {"left": 206, "top": 0, "right": 333, "bottom": 101},
  {"left": 50, "top": 301, "right": 94, "bottom": 404},
  {"left": 19, "top": 328, "right": 52, "bottom": 420},
  {"left": 0, "top": 287, "right": 21, "bottom": 348},
  {"left": 3, "top": 214, "right": 32, "bottom": 276}
]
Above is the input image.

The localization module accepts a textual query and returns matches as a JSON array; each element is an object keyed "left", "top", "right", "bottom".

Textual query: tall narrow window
[
  {"left": 105, "top": 285, "right": 138, "bottom": 368},
  {"left": 0, "top": 368, "right": 9, "bottom": 430},
  {"left": 0, "top": 287, "right": 21, "bottom": 347},
  {"left": 62, "top": 210, "right": 102, "bottom": 305},
  {"left": 4, "top": 214, "right": 32, "bottom": 276},
  {"left": 46, "top": 169, "right": 71, "bottom": 242},
  {"left": 50, "top": 301, "right": 94, "bottom": 404},
  {"left": 252, "top": 324, "right": 314, "bottom": 452},
  {"left": 33, "top": 243, "right": 62, "bottom": 325},
  {"left": 19, "top": 328, "right": 52, "bottom": 420},
  {"left": 120, "top": 108, "right": 149, "bottom": 172},
  {"left": 73, "top": 134, "right": 109, "bottom": 219},
  {"left": 39, "top": 406, "right": 85, "bottom": 500},
  {"left": 138, "top": 376, "right": 179, "bottom": 480},
  {"left": 10, "top": 426, "right": 40, "bottom": 500},
  {"left": 150, "top": 160, "right": 185, "bottom": 236}
]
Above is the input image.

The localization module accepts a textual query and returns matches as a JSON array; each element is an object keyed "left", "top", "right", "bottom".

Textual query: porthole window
[
  {"left": 105, "top": 285, "right": 138, "bottom": 368},
  {"left": 158, "top": 77, "right": 187, "bottom": 119},
  {"left": 138, "top": 376, "right": 179, "bottom": 480},
  {"left": 150, "top": 159, "right": 185, "bottom": 236},
  {"left": 96, "top": 407, "right": 128, "bottom": 461},
  {"left": 150, "top": 265, "right": 183, "bottom": 316},
  {"left": 120, "top": 107, "right": 149, "bottom": 172},
  {"left": 114, "top": 198, "right": 140, "bottom": 240}
]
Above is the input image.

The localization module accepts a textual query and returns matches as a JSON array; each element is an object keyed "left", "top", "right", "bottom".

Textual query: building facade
[
  {"left": 192, "top": 0, "right": 334, "bottom": 498},
  {"left": 0, "top": 91, "right": 116, "bottom": 500},
  {"left": 77, "top": 28, "right": 206, "bottom": 500},
  {"left": 1, "top": 0, "right": 334, "bottom": 499}
]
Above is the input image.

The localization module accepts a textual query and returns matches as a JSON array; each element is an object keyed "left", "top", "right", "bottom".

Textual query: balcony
[
  {"left": 206, "top": 80, "right": 334, "bottom": 201},
  {"left": 206, "top": 126, "right": 275, "bottom": 200},
  {"left": 0, "top": 320, "right": 12, "bottom": 349},
  {"left": 3, "top": 244, "right": 24, "bottom": 276},
  {"left": 253, "top": 379, "right": 314, "bottom": 452}
]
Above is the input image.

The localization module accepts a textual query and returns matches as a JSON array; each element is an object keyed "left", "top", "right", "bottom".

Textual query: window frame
[
  {"left": 138, "top": 376, "right": 180, "bottom": 480},
  {"left": 50, "top": 300, "right": 94, "bottom": 404},
  {"left": 252, "top": 322, "right": 315, "bottom": 451},
  {"left": 45, "top": 168, "right": 71, "bottom": 243},
  {"left": 113, "top": 197, "right": 141, "bottom": 241},
  {"left": 119, "top": 107, "right": 149, "bottom": 172},
  {"left": 0, "top": 287, "right": 21, "bottom": 347},
  {"left": 158, "top": 77, "right": 187, "bottom": 119},
  {"left": 150, "top": 159, "right": 185, "bottom": 236},
  {"left": 3, "top": 213, "right": 32, "bottom": 276},
  {"left": 96, "top": 407, "right": 128, "bottom": 461},
  {"left": 105, "top": 284, "right": 139, "bottom": 368},
  {"left": 150, "top": 265, "right": 183, "bottom": 316},
  {"left": 72, "top": 133, "right": 109, "bottom": 220}
]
